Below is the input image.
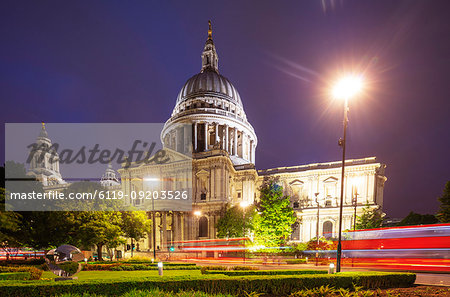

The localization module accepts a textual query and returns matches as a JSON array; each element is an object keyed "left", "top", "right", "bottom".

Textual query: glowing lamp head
[
  {"left": 332, "top": 75, "right": 363, "bottom": 100},
  {"left": 194, "top": 210, "right": 202, "bottom": 216}
]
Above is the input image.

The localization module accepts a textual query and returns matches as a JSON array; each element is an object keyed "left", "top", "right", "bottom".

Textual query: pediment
[
  {"left": 323, "top": 176, "right": 338, "bottom": 183},
  {"left": 289, "top": 179, "right": 304, "bottom": 187},
  {"left": 196, "top": 169, "right": 209, "bottom": 178}
]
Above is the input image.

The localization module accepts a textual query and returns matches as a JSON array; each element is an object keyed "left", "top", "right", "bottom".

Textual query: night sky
[{"left": 1, "top": 1, "right": 449, "bottom": 218}]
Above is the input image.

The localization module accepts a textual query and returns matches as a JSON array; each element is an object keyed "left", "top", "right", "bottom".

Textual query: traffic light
[
  {"left": 169, "top": 246, "right": 175, "bottom": 252},
  {"left": 131, "top": 243, "right": 135, "bottom": 250},
  {"left": 126, "top": 244, "right": 131, "bottom": 251}
]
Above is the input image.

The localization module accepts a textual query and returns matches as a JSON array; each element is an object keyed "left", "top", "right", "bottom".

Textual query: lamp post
[
  {"left": 332, "top": 75, "right": 363, "bottom": 272},
  {"left": 194, "top": 210, "right": 201, "bottom": 258},
  {"left": 315, "top": 192, "right": 320, "bottom": 266},
  {"left": 315, "top": 193, "right": 320, "bottom": 247},
  {"left": 144, "top": 177, "right": 160, "bottom": 261},
  {"left": 352, "top": 191, "right": 359, "bottom": 231},
  {"left": 240, "top": 201, "right": 249, "bottom": 264}
]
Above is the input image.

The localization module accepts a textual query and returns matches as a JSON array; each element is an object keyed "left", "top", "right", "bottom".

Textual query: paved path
[{"left": 415, "top": 273, "right": 450, "bottom": 286}]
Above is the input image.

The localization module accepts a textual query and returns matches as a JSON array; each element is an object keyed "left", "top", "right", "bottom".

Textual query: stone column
[
  {"left": 162, "top": 212, "right": 167, "bottom": 250},
  {"left": 194, "top": 122, "right": 198, "bottom": 152},
  {"left": 225, "top": 125, "right": 229, "bottom": 153},
  {"left": 215, "top": 123, "right": 219, "bottom": 145},
  {"left": 209, "top": 215, "right": 215, "bottom": 239},
  {"left": 184, "top": 125, "right": 190, "bottom": 153},
  {"left": 204, "top": 123, "right": 209, "bottom": 151},
  {"left": 233, "top": 128, "right": 238, "bottom": 156}
]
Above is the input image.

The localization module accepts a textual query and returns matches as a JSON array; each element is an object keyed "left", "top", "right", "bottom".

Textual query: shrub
[
  {"left": 0, "top": 272, "right": 31, "bottom": 280},
  {"left": 0, "top": 258, "right": 45, "bottom": 266},
  {"left": 285, "top": 259, "right": 307, "bottom": 264},
  {"left": 0, "top": 272, "right": 416, "bottom": 296},
  {"left": 200, "top": 265, "right": 227, "bottom": 274},
  {"left": 84, "top": 263, "right": 200, "bottom": 271},
  {"left": 0, "top": 266, "right": 43, "bottom": 280},
  {"left": 230, "top": 266, "right": 258, "bottom": 271}
]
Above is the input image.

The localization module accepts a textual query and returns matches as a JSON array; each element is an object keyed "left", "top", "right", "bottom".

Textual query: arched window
[
  {"left": 323, "top": 221, "right": 333, "bottom": 238},
  {"left": 199, "top": 217, "right": 208, "bottom": 237}
]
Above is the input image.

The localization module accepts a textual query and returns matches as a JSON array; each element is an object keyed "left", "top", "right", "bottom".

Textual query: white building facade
[{"left": 33, "top": 23, "right": 387, "bottom": 253}]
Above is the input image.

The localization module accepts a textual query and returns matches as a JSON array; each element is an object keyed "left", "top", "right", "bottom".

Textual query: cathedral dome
[
  {"left": 162, "top": 21, "right": 257, "bottom": 166},
  {"left": 176, "top": 69, "right": 243, "bottom": 108}
]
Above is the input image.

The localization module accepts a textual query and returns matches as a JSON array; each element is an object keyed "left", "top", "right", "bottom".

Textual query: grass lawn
[{"left": 41, "top": 270, "right": 204, "bottom": 281}]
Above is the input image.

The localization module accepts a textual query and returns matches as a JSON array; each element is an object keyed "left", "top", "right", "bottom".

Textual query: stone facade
[
  {"left": 116, "top": 23, "right": 387, "bottom": 253},
  {"left": 32, "top": 23, "right": 387, "bottom": 255}
]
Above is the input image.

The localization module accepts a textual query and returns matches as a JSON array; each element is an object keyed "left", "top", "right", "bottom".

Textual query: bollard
[
  {"left": 328, "top": 263, "right": 335, "bottom": 274},
  {"left": 158, "top": 262, "right": 163, "bottom": 276}
]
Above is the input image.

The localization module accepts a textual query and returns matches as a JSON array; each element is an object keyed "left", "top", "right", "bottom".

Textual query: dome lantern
[{"left": 201, "top": 20, "right": 219, "bottom": 73}]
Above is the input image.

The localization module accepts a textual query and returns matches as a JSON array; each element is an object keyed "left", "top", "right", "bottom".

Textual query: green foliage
[
  {"left": 396, "top": 211, "right": 438, "bottom": 226},
  {"left": 57, "top": 262, "right": 80, "bottom": 275},
  {"left": 83, "top": 263, "right": 199, "bottom": 271},
  {"left": 0, "top": 188, "right": 21, "bottom": 252},
  {"left": 0, "top": 266, "right": 43, "bottom": 280},
  {"left": 0, "top": 271, "right": 416, "bottom": 296},
  {"left": 355, "top": 205, "right": 384, "bottom": 230},
  {"left": 0, "top": 272, "right": 31, "bottom": 280},
  {"left": 121, "top": 211, "right": 152, "bottom": 242},
  {"left": 285, "top": 259, "right": 308, "bottom": 264},
  {"left": 230, "top": 265, "right": 258, "bottom": 271},
  {"left": 216, "top": 205, "right": 257, "bottom": 238},
  {"left": 200, "top": 265, "right": 227, "bottom": 274},
  {"left": 75, "top": 210, "right": 123, "bottom": 261},
  {"left": 52, "top": 288, "right": 235, "bottom": 297},
  {"left": 437, "top": 181, "right": 450, "bottom": 223},
  {"left": 254, "top": 178, "right": 297, "bottom": 246}
]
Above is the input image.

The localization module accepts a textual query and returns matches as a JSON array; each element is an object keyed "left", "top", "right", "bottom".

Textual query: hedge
[
  {"left": 82, "top": 263, "right": 200, "bottom": 271},
  {"left": 0, "top": 272, "right": 31, "bottom": 280},
  {"left": 0, "top": 266, "right": 43, "bottom": 280},
  {"left": 0, "top": 259, "right": 45, "bottom": 266},
  {"left": 86, "top": 262, "right": 197, "bottom": 266},
  {"left": 285, "top": 259, "right": 307, "bottom": 264},
  {"left": 202, "top": 269, "right": 327, "bottom": 276},
  {"left": 0, "top": 272, "right": 416, "bottom": 296}
]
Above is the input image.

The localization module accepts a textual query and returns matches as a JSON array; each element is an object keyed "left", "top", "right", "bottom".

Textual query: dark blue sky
[{"left": 1, "top": 1, "right": 449, "bottom": 218}]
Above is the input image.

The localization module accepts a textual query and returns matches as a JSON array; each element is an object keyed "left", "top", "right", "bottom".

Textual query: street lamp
[
  {"left": 240, "top": 201, "right": 249, "bottom": 264},
  {"left": 332, "top": 75, "right": 363, "bottom": 273},
  {"left": 352, "top": 190, "right": 359, "bottom": 231},
  {"left": 144, "top": 177, "right": 160, "bottom": 261},
  {"left": 315, "top": 192, "right": 320, "bottom": 266},
  {"left": 193, "top": 210, "right": 202, "bottom": 258}
]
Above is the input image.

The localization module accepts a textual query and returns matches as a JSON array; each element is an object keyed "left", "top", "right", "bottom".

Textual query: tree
[
  {"left": 0, "top": 188, "right": 22, "bottom": 260},
  {"left": 397, "top": 211, "right": 438, "bottom": 226},
  {"left": 64, "top": 182, "right": 123, "bottom": 261},
  {"left": 254, "top": 178, "right": 296, "bottom": 247},
  {"left": 216, "top": 204, "right": 257, "bottom": 238},
  {"left": 75, "top": 211, "right": 123, "bottom": 261},
  {"left": 355, "top": 205, "right": 384, "bottom": 229},
  {"left": 121, "top": 211, "right": 152, "bottom": 257},
  {"left": 437, "top": 181, "right": 450, "bottom": 223}
]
